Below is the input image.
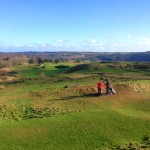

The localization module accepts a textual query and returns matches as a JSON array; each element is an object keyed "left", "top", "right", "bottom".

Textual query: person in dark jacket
[{"left": 105, "top": 79, "right": 110, "bottom": 95}]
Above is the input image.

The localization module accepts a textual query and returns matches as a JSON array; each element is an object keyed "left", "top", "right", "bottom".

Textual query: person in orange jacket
[{"left": 97, "top": 80, "right": 103, "bottom": 96}]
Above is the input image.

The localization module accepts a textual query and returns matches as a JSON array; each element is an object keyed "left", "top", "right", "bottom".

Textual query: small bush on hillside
[{"left": 39, "top": 72, "right": 46, "bottom": 79}]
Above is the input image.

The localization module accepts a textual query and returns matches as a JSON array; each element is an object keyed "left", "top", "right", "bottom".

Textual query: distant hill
[{"left": 0, "top": 51, "right": 150, "bottom": 62}]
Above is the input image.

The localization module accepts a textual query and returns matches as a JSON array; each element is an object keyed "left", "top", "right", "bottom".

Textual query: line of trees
[
  {"left": 0, "top": 55, "right": 29, "bottom": 68},
  {"left": 0, "top": 54, "right": 70, "bottom": 68},
  {"left": 29, "top": 58, "right": 69, "bottom": 65}
]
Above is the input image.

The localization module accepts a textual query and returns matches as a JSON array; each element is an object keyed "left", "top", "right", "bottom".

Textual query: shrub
[{"left": 39, "top": 72, "right": 46, "bottom": 79}]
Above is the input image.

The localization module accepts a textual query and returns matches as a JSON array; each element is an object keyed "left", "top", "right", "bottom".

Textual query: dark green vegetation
[{"left": 0, "top": 62, "right": 150, "bottom": 150}]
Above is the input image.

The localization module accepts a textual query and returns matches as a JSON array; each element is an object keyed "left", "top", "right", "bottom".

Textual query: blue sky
[{"left": 0, "top": 0, "right": 150, "bottom": 52}]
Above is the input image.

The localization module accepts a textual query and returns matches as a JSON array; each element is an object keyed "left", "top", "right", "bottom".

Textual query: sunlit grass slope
[
  {"left": 15, "top": 62, "right": 75, "bottom": 78},
  {"left": 0, "top": 62, "right": 150, "bottom": 150}
]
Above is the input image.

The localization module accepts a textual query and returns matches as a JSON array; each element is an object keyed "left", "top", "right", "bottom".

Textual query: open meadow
[{"left": 0, "top": 61, "right": 150, "bottom": 150}]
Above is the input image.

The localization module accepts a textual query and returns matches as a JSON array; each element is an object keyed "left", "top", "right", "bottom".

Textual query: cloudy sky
[{"left": 0, "top": 0, "right": 150, "bottom": 52}]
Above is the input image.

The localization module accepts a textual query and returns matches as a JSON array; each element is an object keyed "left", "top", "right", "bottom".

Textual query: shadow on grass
[
  {"left": 51, "top": 93, "right": 104, "bottom": 101},
  {"left": 0, "top": 71, "right": 18, "bottom": 76},
  {"left": 55, "top": 65, "right": 69, "bottom": 69}
]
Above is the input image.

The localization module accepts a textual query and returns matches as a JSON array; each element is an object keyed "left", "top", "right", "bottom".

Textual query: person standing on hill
[
  {"left": 97, "top": 80, "right": 103, "bottom": 96},
  {"left": 105, "top": 79, "right": 110, "bottom": 95}
]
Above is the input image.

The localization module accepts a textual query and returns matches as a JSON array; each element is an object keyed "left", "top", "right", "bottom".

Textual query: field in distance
[{"left": 0, "top": 61, "right": 150, "bottom": 150}]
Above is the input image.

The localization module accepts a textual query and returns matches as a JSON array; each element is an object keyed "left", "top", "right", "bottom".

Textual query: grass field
[{"left": 0, "top": 62, "right": 150, "bottom": 150}]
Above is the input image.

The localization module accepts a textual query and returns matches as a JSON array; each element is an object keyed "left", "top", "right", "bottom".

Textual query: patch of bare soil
[
  {"left": 0, "top": 68, "right": 10, "bottom": 73},
  {"left": 60, "top": 83, "right": 150, "bottom": 100},
  {"left": 0, "top": 76, "right": 15, "bottom": 82},
  {"left": 66, "top": 74, "right": 96, "bottom": 79},
  {"left": 0, "top": 68, "right": 15, "bottom": 82},
  {"left": 0, "top": 85, "right": 5, "bottom": 89},
  {"left": 115, "top": 83, "right": 150, "bottom": 95},
  {"left": 63, "top": 86, "right": 98, "bottom": 97},
  {"left": 5, "top": 76, "right": 15, "bottom": 81},
  {"left": 128, "top": 83, "right": 150, "bottom": 93}
]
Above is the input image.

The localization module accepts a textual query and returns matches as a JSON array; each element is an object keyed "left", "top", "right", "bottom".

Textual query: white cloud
[
  {"left": 56, "top": 39, "right": 64, "bottom": 44},
  {"left": 127, "top": 34, "right": 132, "bottom": 39},
  {"left": 0, "top": 37, "right": 150, "bottom": 52},
  {"left": 89, "top": 38, "right": 97, "bottom": 44},
  {"left": 137, "top": 36, "right": 150, "bottom": 45}
]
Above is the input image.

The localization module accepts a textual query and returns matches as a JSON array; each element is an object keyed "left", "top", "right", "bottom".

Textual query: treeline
[
  {"left": 29, "top": 57, "right": 69, "bottom": 65},
  {"left": 96, "top": 52, "right": 150, "bottom": 62},
  {"left": 14, "top": 51, "right": 150, "bottom": 62},
  {"left": 0, "top": 54, "right": 70, "bottom": 68},
  {"left": 0, "top": 51, "right": 150, "bottom": 68},
  {"left": 0, "top": 55, "right": 28, "bottom": 68}
]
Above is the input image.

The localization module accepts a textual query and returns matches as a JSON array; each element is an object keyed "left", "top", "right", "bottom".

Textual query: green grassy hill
[{"left": 0, "top": 62, "right": 150, "bottom": 150}]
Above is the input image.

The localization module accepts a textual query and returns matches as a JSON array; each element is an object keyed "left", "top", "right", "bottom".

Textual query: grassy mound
[{"left": 65, "top": 63, "right": 89, "bottom": 73}]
